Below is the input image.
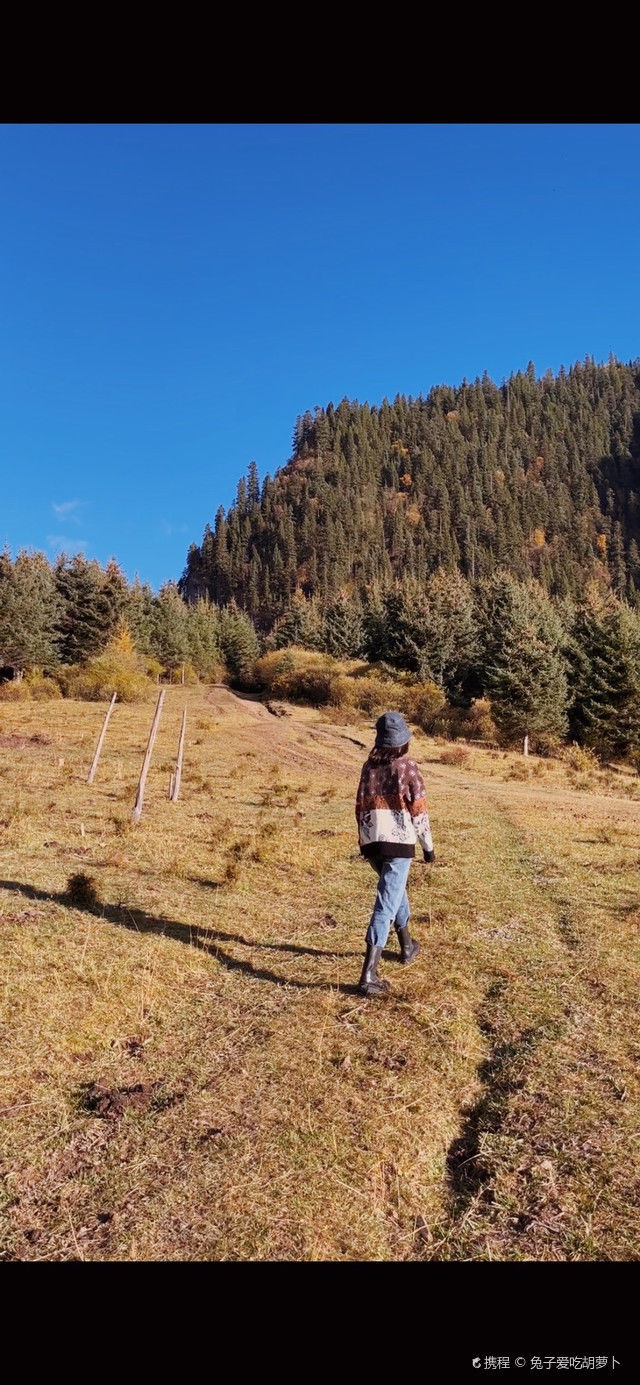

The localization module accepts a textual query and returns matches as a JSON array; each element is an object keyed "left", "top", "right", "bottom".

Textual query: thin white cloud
[
  {"left": 47, "top": 535, "right": 88, "bottom": 554},
  {"left": 52, "top": 500, "right": 85, "bottom": 524},
  {"left": 161, "top": 521, "right": 188, "bottom": 537}
]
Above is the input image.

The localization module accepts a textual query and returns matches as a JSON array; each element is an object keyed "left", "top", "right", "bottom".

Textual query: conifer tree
[
  {"left": 361, "top": 573, "right": 476, "bottom": 693},
  {"left": 217, "top": 603, "right": 260, "bottom": 683},
  {"left": 55, "top": 555, "right": 113, "bottom": 664},
  {"left": 479, "top": 571, "right": 568, "bottom": 744},
  {"left": 153, "top": 582, "right": 189, "bottom": 672},
  {"left": 187, "top": 598, "right": 222, "bottom": 679},
  {"left": 247, "top": 460, "right": 260, "bottom": 507},
  {"left": 321, "top": 595, "right": 365, "bottom": 659},
  {"left": 0, "top": 550, "right": 61, "bottom": 671},
  {"left": 273, "top": 591, "right": 321, "bottom": 650},
  {"left": 567, "top": 589, "right": 640, "bottom": 756},
  {"left": 126, "top": 578, "right": 157, "bottom": 655},
  {"left": 420, "top": 568, "right": 478, "bottom": 699},
  {"left": 102, "top": 559, "right": 129, "bottom": 637}
]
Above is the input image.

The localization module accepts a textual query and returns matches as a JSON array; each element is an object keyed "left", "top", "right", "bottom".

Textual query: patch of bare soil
[
  {"left": 0, "top": 733, "right": 51, "bottom": 748},
  {"left": 82, "top": 1080, "right": 164, "bottom": 1120}
]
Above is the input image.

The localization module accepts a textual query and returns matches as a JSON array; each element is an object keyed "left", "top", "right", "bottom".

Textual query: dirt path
[{"left": 212, "top": 684, "right": 640, "bottom": 822}]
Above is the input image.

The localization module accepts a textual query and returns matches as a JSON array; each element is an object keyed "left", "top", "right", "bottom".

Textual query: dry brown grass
[{"left": 2, "top": 687, "right": 640, "bottom": 1261}]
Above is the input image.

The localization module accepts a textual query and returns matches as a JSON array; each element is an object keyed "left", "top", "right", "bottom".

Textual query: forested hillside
[
  {"left": 181, "top": 357, "right": 640, "bottom": 624},
  {"left": 6, "top": 357, "right": 640, "bottom": 759}
]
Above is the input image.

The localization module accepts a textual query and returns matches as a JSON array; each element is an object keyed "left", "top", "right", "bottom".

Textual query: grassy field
[{"left": 2, "top": 684, "right": 640, "bottom": 1261}]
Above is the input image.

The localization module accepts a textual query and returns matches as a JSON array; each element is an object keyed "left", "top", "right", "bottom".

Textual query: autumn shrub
[
  {"left": 571, "top": 772, "right": 597, "bottom": 792},
  {"left": 349, "top": 675, "right": 395, "bottom": 716},
  {"left": 443, "top": 698, "right": 497, "bottom": 743},
  {"left": 58, "top": 629, "right": 155, "bottom": 703},
  {"left": 0, "top": 680, "right": 31, "bottom": 702},
  {"left": 253, "top": 648, "right": 336, "bottom": 705},
  {"left": 561, "top": 743, "right": 601, "bottom": 773},
  {"left": 395, "top": 681, "right": 447, "bottom": 734},
  {"left": 439, "top": 745, "right": 471, "bottom": 767},
  {"left": 530, "top": 733, "right": 563, "bottom": 758},
  {"left": 141, "top": 655, "right": 163, "bottom": 682},
  {"left": 24, "top": 669, "right": 61, "bottom": 700},
  {"left": 327, "top": 675, "right": 356, "bottom": 709},
  {"left": 202, "top": 661, "right": 227, "bottom": 685}
]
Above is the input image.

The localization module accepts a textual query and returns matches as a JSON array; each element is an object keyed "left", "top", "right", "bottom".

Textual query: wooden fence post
[
  {"left": 524, "top": 735, "right": 529, "bottom": 757},
  {"left": 87, "top": 692, "right": 117, "bottom": 784},
  {"left": 170, "top": 707, "right": 187, "bottom": 802},
  {"left": 132, "top": 689, "right": 165, "bottom": 824}
]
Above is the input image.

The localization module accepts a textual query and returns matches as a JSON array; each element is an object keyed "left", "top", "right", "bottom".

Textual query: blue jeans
[{"left": 365, "top": 854, "right": 412, "bottom": 948}]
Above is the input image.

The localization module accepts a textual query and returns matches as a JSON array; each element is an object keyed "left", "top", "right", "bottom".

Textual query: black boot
[
  {"left": 358, "top": 944, "right": 390, "bottom": 997},
  {"left": 396, "top": 923, "right": 420, "bottom": 965}
]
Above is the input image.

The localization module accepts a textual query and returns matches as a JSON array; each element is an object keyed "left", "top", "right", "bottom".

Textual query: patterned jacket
[{"left": 355, "top": 746, "right": 434, "bottom": 859}]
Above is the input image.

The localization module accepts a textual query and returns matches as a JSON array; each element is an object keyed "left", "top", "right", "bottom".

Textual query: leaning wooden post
[
  {"left": 170, "top": 707, "right": 187, "bottom": 802},
  {"left": 132, "top": 689, "right": 165, "bottom": 824},
  {"left": 87, "top": 692, "right": 117, "bottom": 784}
]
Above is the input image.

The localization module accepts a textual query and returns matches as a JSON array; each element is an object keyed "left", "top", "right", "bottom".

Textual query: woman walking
[{"left": 355, "top": 710, "right": 435, "bottom": 997}]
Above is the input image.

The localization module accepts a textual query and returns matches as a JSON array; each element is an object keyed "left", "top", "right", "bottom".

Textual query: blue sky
[{"left": 2, "top": 123, "right": 640, "bottom": 590}]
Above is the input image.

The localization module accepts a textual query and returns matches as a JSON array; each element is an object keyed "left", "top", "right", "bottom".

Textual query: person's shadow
[{"left": 0, "top": 878, "right": 368, "bottom": 994}]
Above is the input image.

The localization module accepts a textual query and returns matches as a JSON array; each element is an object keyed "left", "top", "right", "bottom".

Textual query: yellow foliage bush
[
  {"left": 145, "top": 661, "right": 163, "bottom": 683},
  {"left": 255, "top": 650, "right": 453, "bottom": 730},
  {"left": 0, "top": 679, "right": 31, "bottom": 702},
  {"left": 444, "top": 698, "right": 497, "bottom": 743},
  {"left": 24, "top": 670, "right": 62, "bottom": 700},
  {"left": 349, "top": 675, "right": 395, "bottom": 716},
  {"left": 395, "top": 682, "right": 447, "bottom": 733},
  {"left": 327, "top": 675, "right": 357, "bottom": 708},
  {"left": 561, "top": 742, "right": 601, "bottom": 773},
  {"left": 200, "top": 661, "right": 227, "bottom": 685},
  {"left": 58, "top": 632, "right": 156, "bottom": 703},
  {"left": 253, "top": 648, "right": 336, "bottom": 705}
]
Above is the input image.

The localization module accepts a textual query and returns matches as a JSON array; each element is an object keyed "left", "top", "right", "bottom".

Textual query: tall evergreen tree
[
  {"left": 361, "top": 572, "right": 477, "bottom": 694},
  {"left": 247, "top": 460, "right": 260, "bottom": 507},
  {"left": 102, "top": 559, "right": 129, "bottom": 637},
  {"left": 0, "top": 550, "right": 61, "bottom": 671},
  {"left": 187, "top": 598, "right": 222, "bottom": 678},
  {"left": 153, "top": 583, "right": 189, "bottom": 672},
  {"left": 567, "top": 589, "right": 640, "bottom": 756},
  {"left": 126, "top": 578, "right": 157, "bottom": 655},
  {"left": 273, "top": 591, "right": 321, "bottom": 650},
  {"left": 218, "top": 602, "right": 260, "bottom": 682},
  {"left": 479, "top": 571, "right": 568, "bottom": 744},
  {"left": 55, "top": 555, "right": 113, "bottom": 664},
  {"left": 321, "top": 595, "right": 365, "bottom": 658}
]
